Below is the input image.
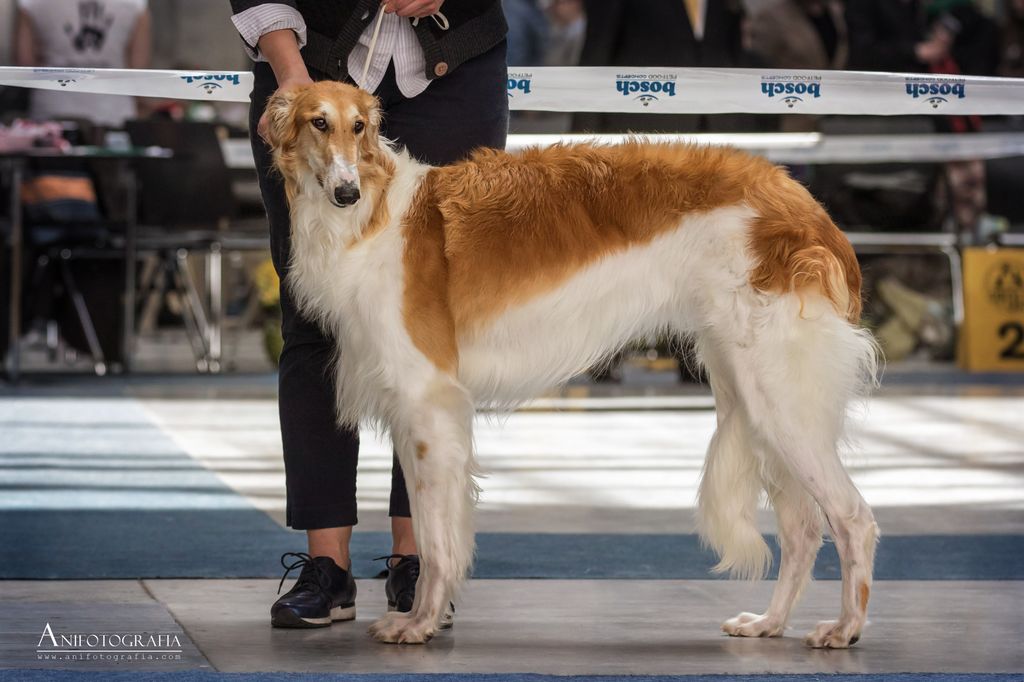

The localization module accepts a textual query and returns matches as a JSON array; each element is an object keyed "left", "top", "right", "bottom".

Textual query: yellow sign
[{"left": 959, "top": 247, "right": 1024, "bottom": 372}]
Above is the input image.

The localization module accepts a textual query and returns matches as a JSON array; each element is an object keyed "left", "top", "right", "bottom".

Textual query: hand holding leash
[{"left": 383, "top": 0, "right": 445, "bottom": 19}]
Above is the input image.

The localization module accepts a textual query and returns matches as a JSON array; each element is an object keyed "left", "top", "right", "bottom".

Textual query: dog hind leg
[
  {"left": 368, "top": 375, "right": 478, "bottom": 644},
  {"left": 728, "top": 296, "right": 879, "bottom": 648},
  {"left": 721, "top": 464, "right": 823, "bottom": 638}
]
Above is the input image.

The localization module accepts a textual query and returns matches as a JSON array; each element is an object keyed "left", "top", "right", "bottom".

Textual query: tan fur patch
[
  {"left": 746, "top": 179, "right": 862, "bottom": 323},
  {"left": 859, "top": 582, "right": 870, "bottom": 612},
  {"left": 351, "top": 110, "right": 395, "bottom": 243},
  {"left": 400, "top": 140, "right": 862, "bottom": 350},
  {"left": 415, "top": 441, "right": 428, "bottom": 460},
  {"left": 428, "top": 143, "right": 744, "bottom": 333},
  {"left": 401, "top": 176, "right": 459, "bottom": 374}
]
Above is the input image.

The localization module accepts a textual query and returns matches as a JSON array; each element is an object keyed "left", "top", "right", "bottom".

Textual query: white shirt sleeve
[{"left": 230, "top": 3, "right": 308, "bottom": 62}]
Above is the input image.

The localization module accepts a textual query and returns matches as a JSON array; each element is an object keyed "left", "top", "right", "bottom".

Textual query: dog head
[{"left": 265, "top": 81, "right": 384, "bottom": 208}]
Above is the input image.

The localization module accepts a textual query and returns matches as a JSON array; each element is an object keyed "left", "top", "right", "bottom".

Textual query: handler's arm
[
  {"left": 259, "top": 29, "right": 312, "bottom": 90},
  {"left": 255, "top": 29, "right": 313, "bottom": 141}
]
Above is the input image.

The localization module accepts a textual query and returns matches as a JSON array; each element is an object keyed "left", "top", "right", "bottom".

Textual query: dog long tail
[
  {"left": 694, "top": 344, "right": 772, "bottom": 581},
  {"left": 748, "top": 194, "right": 863, "bottom": 325}
]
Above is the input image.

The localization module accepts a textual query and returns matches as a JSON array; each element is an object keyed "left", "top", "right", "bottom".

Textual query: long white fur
[{"left": 282, "top": 138, "right": 880, "bottom": 648}]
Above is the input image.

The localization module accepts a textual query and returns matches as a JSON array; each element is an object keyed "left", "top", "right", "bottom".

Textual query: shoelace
[
  {"left": 361, "top": 4, "right": 450, "bottom": 84},
  {"left": 277, "top": 552, "right": 332, "bottom": 596},
  {"left": 374, "top": 553, "right": 419, "bottom": 604},
  {"left": 374, "top": 553, "right": 419, "bottom": 575}
]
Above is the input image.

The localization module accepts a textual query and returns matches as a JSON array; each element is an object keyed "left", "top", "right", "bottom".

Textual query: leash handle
[{"left": 361, "top": 2, "right": 387, "bottom": 85}]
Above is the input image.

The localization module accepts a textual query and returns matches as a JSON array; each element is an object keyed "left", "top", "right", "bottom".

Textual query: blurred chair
[
  {"left": 127, "top": 119, "right": 270, "bottom": 373},
  {"left": 21, "top": 168, "right": 124, "bottom": 375},
  {"left": 127, "top": 119, "right": 235, "bottom": 372}
]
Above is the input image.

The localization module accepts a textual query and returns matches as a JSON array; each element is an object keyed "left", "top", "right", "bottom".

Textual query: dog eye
[
  {"left": 311, "top": 117, "right": 328, "bottom": 131},
  {"left": 353, "top": 120, "right": 365, "bottom": 134}
]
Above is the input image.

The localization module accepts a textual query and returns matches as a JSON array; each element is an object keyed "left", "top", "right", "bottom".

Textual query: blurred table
[{"left": 2, "top": 145, "right": 172, "bottom": 382}]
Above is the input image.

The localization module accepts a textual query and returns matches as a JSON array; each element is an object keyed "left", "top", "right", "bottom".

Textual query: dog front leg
[{"left": 369, "top": 378, "right": 478, "bottom": 644}]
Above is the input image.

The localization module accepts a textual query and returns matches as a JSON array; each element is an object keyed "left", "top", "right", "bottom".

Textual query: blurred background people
[
  {"left": 846, "top": 0, "right": 943, "bottom": 73},
  {"left": 503, "top": 0, "right": 549, "bottom": 67},
  {"left": 747, "top": 0, "right": 847, "bottom": 70},
  {"left": 544, "top": 0, "right": 585, "bottom": 66},
  {"left": 502, "top": 0, "right": 585, "bottom": 67},
  {"left": 846, "top": 0, "right": 998, "bottom": 77},
  {"left": 13, "top": 0, "right": 151, "bottom": 127},
  {"left": 999, "top": 0, "right": 1024, "bottom": 77},
  {"left": 931, "top": 0, "right": 1001, "bottom": 76}
]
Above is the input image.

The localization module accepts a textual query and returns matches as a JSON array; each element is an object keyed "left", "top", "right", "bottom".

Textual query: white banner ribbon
[
  {"left": 2, "top": 66, "right": 1023, "bottom": 115},
  {"left": 505, "top": 67, "right": 1024, "bottom": 115},
  {"left": 0, "top": 67, "right": 255, "bottom": 102}
]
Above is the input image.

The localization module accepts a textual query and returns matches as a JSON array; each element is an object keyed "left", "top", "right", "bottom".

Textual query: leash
[{"left": 360, "top": 3, "right": 449, "bottom": 85}]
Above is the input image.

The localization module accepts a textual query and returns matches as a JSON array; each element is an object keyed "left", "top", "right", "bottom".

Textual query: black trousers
[{"left": 249, "top": 43, "right": 508, "bottom": 531}]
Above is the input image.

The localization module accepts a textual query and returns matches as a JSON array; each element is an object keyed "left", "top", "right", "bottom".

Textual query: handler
[{"left": 229, "top": 0, "right": 508, "bottom": 628}]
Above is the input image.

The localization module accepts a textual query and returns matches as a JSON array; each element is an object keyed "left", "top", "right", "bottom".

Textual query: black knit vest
[{"left": 296, "top": 0, "right": 507, "bottom": 82}]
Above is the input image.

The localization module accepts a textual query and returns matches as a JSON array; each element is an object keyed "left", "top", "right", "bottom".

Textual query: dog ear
[
  {"left": 264, "top": 87, "right": 301, "bottom": 151},
  {"left": 358, "top": 90, "right": 378, "bottom": 131},
  {"left": 359, "top": 91, "right": 383, "bottom": 137}
]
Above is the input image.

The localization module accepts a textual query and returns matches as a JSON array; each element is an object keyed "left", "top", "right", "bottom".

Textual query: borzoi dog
[{"left": 264, "top": 81, "right": 880, "bottom": 648}]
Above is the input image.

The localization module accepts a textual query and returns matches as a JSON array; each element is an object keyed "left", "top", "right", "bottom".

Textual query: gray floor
[{"left": 3, "top": 579, "right": 1022, "bottom": 674}]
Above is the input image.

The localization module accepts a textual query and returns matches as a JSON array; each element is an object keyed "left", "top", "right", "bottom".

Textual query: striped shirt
[{"left": 231, "top": 2, "right": 432, "bottom": 98}]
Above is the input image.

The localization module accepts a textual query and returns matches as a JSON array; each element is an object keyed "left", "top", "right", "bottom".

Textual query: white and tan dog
[{"left": 265, "top": 81, "right": 880, "bottom": 648}]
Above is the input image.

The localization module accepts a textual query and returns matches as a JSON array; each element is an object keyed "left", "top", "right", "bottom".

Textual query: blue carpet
[
  {"left": 0, "top": 399, "right": 301, "bottom": 580},
  {"left": 2, "top": 399, "right": 1022, "bottom": 581},
  {"left": 1, "top": 671, "right": 1020, "bottom": 681},
  {"left": 0, "top": 516, "right": 1021, "bottom": 580}
]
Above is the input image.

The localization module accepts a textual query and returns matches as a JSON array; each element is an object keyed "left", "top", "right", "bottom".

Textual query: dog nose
[{"left": 333, "top": 183, "right": 360, "bottom": 206}]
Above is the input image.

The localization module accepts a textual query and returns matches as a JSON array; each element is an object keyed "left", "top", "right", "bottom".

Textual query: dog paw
[
  {"left": 804, "top": 619, "right": 861, "bottom": 648},
  {"left": 368, "top": 612, "right": 436, "bottom": 644},
  {"left": 721, "top": 612, "right": 785, "bottom": 638}
]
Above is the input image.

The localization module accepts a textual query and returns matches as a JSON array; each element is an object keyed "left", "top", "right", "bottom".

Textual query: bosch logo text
[
  {"left": 905, "top": 81, "right": 966, "bottom": 99},
  {"left": 180, "top": 74, "right": 241, "bottom": 86},
  {"left": 760, "top": 82, "right": 821, "bottom": 99},
  {"left": 616, "top": 80, "right": 677, "bottom": 97},
  {"left": 507, "top": 77, "right": 532, "bottom": 96},
  {"left": 905, "top": 79, "right": 966, "bottom": 108}
]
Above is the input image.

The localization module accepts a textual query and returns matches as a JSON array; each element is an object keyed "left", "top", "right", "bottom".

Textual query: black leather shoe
[
  {"left": 271, "top": 553, "right": 356, "bottom": 628},
  {"left": 378, "top": 554, "right": 454, "bottom": 629}
]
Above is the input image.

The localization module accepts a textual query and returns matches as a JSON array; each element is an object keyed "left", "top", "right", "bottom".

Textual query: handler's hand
[
  {"left": 384, "top": 0, "right": 445, "bottom": 19},
  {"left": 258, "top": 75, "right": 314, "bottom": 144}
]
